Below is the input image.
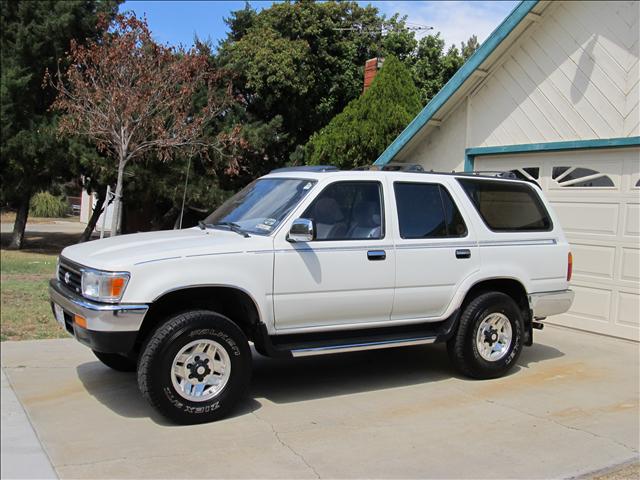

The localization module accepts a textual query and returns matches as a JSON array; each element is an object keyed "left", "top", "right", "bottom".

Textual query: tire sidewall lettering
[{"left": 188, "top": 328, "right": 241, "bottom": 356}]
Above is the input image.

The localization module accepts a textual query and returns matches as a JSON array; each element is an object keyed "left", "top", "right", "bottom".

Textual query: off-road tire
[
  {"left": 93, "top": 350, "right": 137, "bottom": 372},
  {"left": 137, "top": 310, "right": 251, "bottom": 424},
  {"left": 447, "top": 292, "right": 523, "bottom": 379}
]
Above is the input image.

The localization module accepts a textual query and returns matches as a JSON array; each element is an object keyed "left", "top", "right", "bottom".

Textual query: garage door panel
[
  {"left": 476, "top": 147, "right": 639, "bottom": 341},
  {"left": 621, "top": 248, "right": 639, "bottom": 282},
  {"left": 571, "top": 243, "right": 616, "bottom": 280},
  {"left": 553, "top": 202, "right": 619, "bottom": 235},
  {"left": 624, "top": 203, "right": 640, "bottom": 236},
  {"left": 617, "top": 292, "right": 640, "bottom": 327},
  {"left": 569, "top": 284, "right": 612, "bottom": 322}
]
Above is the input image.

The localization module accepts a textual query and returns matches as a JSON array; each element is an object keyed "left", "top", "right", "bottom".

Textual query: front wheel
[
  {"left": 447, "top": 292, "right": 523, "bottom": 379},
  {"left": 137, "top": 310, "right": 252, "bottom": 424}
]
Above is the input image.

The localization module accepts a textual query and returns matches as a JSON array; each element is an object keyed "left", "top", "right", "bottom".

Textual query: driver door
[{"left": 272, "top": 180, "right": 395, "bottom": 331}]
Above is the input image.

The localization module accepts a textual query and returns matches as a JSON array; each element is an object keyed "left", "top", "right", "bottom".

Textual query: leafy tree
[
  {"left": 301, "top": 56, "right": 421, "bottom": 169},
  {"left": 0, "top": 0, "right": 120, "bottom": 249},
  {"left": 461, "top": 34, "right": 480, "bottom": 60},
  {"left": 217, "top": 1, "right": 417, "bottom": 172},
  {"left": 49, "top": 13, "right": 239, "bottom": 236},
  {"left": 410, "top": 33, "right": 469, "bottom": 105}
]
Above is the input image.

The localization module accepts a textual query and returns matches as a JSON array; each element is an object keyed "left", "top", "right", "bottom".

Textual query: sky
[{"left": 120, "top": 1, "right": 519, "bottom": 51}]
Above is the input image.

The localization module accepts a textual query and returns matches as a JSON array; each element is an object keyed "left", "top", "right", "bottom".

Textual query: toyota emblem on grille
[{"left": 64, "top": 272, "right": 71, "bottom": 284}]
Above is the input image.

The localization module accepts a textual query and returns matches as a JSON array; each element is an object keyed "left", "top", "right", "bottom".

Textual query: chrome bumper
[
  {"left": 48, "top": 279, "right": 148, "bottom": 332},
  {"left": 528, "top": 289, "right": 574, "bottom": 319}
]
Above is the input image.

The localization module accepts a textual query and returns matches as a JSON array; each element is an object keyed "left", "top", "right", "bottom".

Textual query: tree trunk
[
  {"left": 79, "top": 190, "right": 106, "bottom": 243},
  {"left": 110, "top": 157, "right": 126, "bottom": 237},
  {"left": 8, "top": 192, "right": 31, "bottom": 250}
]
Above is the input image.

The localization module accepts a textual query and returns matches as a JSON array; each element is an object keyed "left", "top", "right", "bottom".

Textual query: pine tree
[
  {"left": 302, "top": 56, "right": 422, "bottom": 169},
  {"left": 0, "top": 0, "right": 120, "bottom": 249}
]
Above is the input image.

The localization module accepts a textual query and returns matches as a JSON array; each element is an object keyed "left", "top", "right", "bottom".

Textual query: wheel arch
[
  {"left": 135, "top": 285, "right": 262, "bottom": 352},
  {"left": 460, "top": 277, "right": 530, "bottom": 321}
]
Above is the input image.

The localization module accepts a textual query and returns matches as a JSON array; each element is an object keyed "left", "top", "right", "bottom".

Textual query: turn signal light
[
  {"left": 108, "top": 277, "right": 126, "bottom": 298},
  {"left": 567, "top": 252, "right": 573, "bottom": 282},
  {"left": 74, "top": 315, "right": 87, "bottom": 329}
]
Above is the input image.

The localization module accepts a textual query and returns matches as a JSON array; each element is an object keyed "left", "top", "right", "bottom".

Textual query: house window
[
  {"left": 552, "top": 166, "right": 614, "bottom": 187},
  {"left": 509, "top": 167, "right": 540, "bottom": 181}
]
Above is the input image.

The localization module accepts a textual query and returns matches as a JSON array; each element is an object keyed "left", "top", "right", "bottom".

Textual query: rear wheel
[
  {"left": 93, "top": 351, "right": 137, "bottom": 372},
  {"left": 137, "top": 310, "right": 251, "bottom": 424},
  {"left": 447, "top": 292, "right": 523, "bottom": 379}
]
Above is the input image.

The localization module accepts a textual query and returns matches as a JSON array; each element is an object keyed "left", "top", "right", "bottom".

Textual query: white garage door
[{"left": 476, "top": 147, "right": 640, "bottom": 341}]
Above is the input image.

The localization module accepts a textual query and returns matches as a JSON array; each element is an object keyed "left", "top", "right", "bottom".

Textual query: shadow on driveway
[{"left": 76, "top": 340, "right": 563, "bottom": 425}]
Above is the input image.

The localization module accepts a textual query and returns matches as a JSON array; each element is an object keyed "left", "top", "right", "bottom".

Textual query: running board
[
  {"left": 253, "top": 311, "right": 461, "bottom": 359},
  {"left": 291, "top": 336, "right": 436, "bottom": 357}
]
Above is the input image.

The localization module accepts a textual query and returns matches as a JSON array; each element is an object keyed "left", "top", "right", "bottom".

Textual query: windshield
[{"left": 203, "top": 178, "right": 316, "bottom": 235}]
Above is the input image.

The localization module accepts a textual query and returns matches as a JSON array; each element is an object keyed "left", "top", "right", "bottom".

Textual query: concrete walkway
[
  {"left": 1, "top": 325, "right": 638, "bottom": 479},
  {"left": 1, "top": 369, "right": 57, "bottom": 479}
]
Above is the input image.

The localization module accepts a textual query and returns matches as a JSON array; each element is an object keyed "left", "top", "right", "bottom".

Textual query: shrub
[
  {"left": 29, "top": 192, "right": 69, "bottom": 218},
  {"left": 301, "top": 55, "right": 422, "bottom": 169}
]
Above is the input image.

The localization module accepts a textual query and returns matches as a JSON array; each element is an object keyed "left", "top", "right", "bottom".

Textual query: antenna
[{"left": 332, "top": 22, "right": 433, "bottom": 36}]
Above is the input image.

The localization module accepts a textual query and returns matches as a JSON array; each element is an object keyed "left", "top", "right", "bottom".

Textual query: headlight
[{"left": 81, "top": 270, "right": 130, "bottom": 303}]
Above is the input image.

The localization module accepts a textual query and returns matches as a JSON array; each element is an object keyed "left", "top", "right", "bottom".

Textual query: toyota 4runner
[{"left": 49, "top": 165, "right": 574, "bottom": 424}]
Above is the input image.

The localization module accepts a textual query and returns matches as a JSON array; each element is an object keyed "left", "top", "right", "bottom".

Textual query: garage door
[{"left": 476, "top": 147, "right": 640, "bottom": 341}]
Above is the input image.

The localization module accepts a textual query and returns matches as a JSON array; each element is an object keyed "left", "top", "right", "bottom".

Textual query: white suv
[{"left": 49, "top": 165, "right": 574, "bottom": 424}]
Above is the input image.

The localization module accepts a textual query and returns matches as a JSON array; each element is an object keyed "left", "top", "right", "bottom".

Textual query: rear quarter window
[{"left": 457, "top": 178, "right": 552, "bottom": 232}]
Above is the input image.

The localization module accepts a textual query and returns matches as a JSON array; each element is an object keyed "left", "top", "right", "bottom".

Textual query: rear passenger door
[{"left": 391, "top": 181, "right": 480, "bottom": 321}]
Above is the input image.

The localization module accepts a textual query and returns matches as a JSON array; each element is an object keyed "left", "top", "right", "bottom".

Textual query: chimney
[{"left": 363, "top": 57, "right": 384, "bottom": 92}]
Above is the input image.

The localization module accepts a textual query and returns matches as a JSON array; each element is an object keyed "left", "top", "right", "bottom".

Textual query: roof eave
[{"left": 374, "top": 0, "right": 540, "bottom": 166}]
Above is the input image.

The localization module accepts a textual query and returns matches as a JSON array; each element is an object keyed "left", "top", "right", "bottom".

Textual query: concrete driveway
[{"left": 1, "top": 325, "right": 638, "bottom": 479}]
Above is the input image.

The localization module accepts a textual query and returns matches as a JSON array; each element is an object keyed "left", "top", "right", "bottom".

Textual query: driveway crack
[{"left": 251, "top": 409, "right": 321, "bottom": 478}]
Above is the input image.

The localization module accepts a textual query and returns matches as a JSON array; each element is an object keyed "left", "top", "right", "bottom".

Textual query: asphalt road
[{"left": 1, "top": 325, "right": 638, "bottom": 479}]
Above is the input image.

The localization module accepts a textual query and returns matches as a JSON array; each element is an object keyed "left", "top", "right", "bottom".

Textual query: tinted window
[
  {"left": 302, "top": 181, "right": 383, "bottom": 240},
  {"left": 394, "top": 183, "right": 467, "bottom": 239},
  {"left": 458, "top": 179, "right": 552, "bottom": 232}
]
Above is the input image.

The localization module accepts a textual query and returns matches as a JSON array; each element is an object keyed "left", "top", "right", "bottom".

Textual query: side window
[
  {"left": 394, "top": 183, "right": 467, "bottom": 239},
  {"left": 458, "top": 178, "right": 552, "bottom": 232},
  {"left": 302, "top": 181, "right": 383, "bottom": 241}
]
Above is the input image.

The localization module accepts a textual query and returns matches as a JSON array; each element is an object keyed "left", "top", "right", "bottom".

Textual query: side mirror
[{"left": 287, "top": 218, "right": 315, "bottom": 243}]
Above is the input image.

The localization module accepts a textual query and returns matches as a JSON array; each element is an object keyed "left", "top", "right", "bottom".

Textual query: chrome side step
[{"left": 291, "top": 336, "right": 436, "bottom": 357}]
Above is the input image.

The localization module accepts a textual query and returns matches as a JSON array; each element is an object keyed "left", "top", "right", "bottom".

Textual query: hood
[{"left": 60, "top": 227, "right": 268, "bottom": 271}]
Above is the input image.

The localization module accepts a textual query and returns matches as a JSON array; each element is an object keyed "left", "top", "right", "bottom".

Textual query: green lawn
[{"left": 1, "top": 249, "right": 67, "bottom": 341}]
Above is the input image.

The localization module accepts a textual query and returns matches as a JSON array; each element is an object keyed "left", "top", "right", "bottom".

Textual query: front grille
[{"left": 58, "top": 259, "right": 82, "bottom": 295}]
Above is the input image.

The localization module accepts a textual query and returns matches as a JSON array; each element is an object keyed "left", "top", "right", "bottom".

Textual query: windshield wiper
[
  {"left": 198, "top": 221, "right": 216, "bottom": 230},
  {"left": 212, "top": 221, "right": 251, "bottom": 238}
]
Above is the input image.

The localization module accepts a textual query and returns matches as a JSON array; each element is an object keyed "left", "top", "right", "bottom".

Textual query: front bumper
[
  {"left": 529, "top": 289, "right": 575, "bottom": 319},
  {"left": 48, "top": 279, "right": 148, "bottom": 354}
]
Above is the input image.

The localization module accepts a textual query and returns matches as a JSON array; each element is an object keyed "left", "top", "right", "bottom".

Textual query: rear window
[{"left": 457, "top": 179, "right": 552, "bottom": 232}]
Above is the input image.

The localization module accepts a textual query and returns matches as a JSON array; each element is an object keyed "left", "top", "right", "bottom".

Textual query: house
[{"left": 376, "top": 0, "right": 639, "bottom": 341}]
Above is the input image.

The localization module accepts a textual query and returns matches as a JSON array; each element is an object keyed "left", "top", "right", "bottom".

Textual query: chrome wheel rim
[
  {"left": 475, "top": 313, "right": 513, "bottom": 362},
  {"left": 171, "top": 339, "right": 231, "bottom": 402}
]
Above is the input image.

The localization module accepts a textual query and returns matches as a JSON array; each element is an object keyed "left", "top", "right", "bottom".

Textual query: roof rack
[
  {"left": 352, "top": 163, "right": 425, "bottom": 172},
  {"left": 270, "top": 165, "right": 339, "bottom": 173},
  {"left": 382, "top": 163, "right": 425, "bottom": 172},
  {"left": 453, "top": 170, "right": 518, "bottom": 179}
]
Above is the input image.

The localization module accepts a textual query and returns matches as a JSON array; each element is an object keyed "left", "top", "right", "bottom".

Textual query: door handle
[
  {"left": 367, "top": 250, "right": 386, "bottom": 261},
  {"left": 456, "top": 249, "right": 471, "bottom": 259}
]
